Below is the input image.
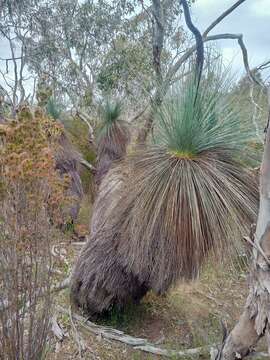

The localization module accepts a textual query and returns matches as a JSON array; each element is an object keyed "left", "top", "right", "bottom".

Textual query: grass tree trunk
[{"left": 218, "top": 88, "right": 270, "bottom": 359}]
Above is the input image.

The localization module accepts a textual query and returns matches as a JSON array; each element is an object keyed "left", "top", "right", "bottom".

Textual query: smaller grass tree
[
  {"left": 70, "top": 68, "right": 259, "bottom": 317},
  {"left": 95, "top": 99, "right": 130, "bottom": 185}
]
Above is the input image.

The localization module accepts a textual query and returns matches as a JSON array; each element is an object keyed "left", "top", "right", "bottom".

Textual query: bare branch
[
  {"left": 237, "top": 35, "right": 262, "bottom": 86},
  {"left": 165, "top": 33, "right": 255, "bottom": 90},
  {"left": 151, "top": 0, "right": 165, "bottom": 87},
  {"left": 180, "top": 0, "right": 204, "bottom": 81},
  {"left": 0, "top": 69, "right": 14, "bottom": 92},
  {"left": 0, "top": 276, "right": 70, "bottom": 313},
  {"left": 203, "top": 0, "right": 247, "bottom": 37},
  {"left": 256, "top": 60, "right": 270, "bottom": 71},
  {"left": 130, "top": 104, "right": 149, "bottom": 122},
  {"left": 30, "top": 77, "right": 37, "bottom": 105},
  {"left": 165, "top": 0, "right": 252, "bottom": 89}
]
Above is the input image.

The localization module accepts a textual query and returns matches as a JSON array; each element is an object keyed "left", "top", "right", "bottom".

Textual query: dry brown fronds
[
  {"left": 70, "top": 165, "right": 148, "bottom": 316},
  {"left": 96, "top": 121, "right": 130, "bottom": 185},
  {"left": 53, "top": 132, "right": 84, "bottom": 222},
  {"left": 71, "top": 146, "right": 258, "bottom": 316},
  {"left": 116, "top": 148, "right": 258, "bottom": 291}
]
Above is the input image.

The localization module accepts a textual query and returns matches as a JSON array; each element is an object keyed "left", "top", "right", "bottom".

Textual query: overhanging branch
[
  {"left": 203, "top": 0, "right": 247, "bottom": 37},
  {"left": 164, "top": 33, "right": 256, "bottom": 90},
  {"left": 180, "top": 0, "right": 204, "bottom": 81}
]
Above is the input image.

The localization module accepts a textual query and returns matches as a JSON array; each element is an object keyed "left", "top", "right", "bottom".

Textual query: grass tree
[
  {"left": 70, "top": 69, "right": 259, "bottom": 317},
  {"left": 95, "top": 99, "right": 130, "bottom": 185}
]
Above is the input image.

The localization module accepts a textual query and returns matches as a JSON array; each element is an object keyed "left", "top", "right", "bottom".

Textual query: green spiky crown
[{"left": 154, "top": 70, "right": 255, "bottom": 161}]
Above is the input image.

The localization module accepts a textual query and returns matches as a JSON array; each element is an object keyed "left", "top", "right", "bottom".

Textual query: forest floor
[{"left": 46, "top": 197, "right": 267, "bottom": 360}]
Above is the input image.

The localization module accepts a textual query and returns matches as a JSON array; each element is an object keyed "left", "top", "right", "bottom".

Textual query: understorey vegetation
[{"left": 0, "top": 109, "right": 71, "bottom": 358}]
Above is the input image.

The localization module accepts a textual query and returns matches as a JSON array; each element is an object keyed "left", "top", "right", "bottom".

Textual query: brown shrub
[{"left": 0, "top": 108, "right": 67, "bottom": 359}]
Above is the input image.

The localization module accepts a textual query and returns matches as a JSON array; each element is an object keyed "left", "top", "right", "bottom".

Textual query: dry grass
[{"left": 49, "top": 253, "right": 262, "bottom": 360}]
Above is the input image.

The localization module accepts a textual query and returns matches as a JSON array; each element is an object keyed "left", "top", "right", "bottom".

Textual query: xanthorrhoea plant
[
  {"left": 96, "top": 99, "right": 130, "bottom": 185},
  {"left": 117, "top": 72, "right": 258, "bottom": 289},
  {"left": 70, "top": 70, "right": 259, "bottom": 316},
  {"left": 46, "top": 96, "right": 62, "bottom": 120}
]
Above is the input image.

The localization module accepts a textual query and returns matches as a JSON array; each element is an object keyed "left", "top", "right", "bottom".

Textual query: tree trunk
[
  {"left": 136, "top": 0, "right": 164, "bottom": 144},
  {"left": 218, "top": 88, "right": 270, "bottom": 359}
]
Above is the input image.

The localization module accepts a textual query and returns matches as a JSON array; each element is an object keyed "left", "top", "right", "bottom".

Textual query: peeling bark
[{"left": 218, "top": 89, "right": 270, "bottom": 359}]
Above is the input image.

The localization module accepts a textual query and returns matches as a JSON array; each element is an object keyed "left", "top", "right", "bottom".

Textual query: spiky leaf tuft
[
  {"left": 46, "top": 97, "right": 62, "bottom": 120},
  {"left": 155, "top": 72, "right": 254, "bottom": 158},
  {"left": 96, "top": 99, "right": 130, "bottom": 185},
  {"left": 99, "top": 99, "right": 122, "bottom": 125}
]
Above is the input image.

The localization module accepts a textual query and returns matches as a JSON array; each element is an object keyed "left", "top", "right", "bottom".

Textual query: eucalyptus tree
[
  {"left": 23, "top": 0, "right": 155, "bottom": 114},
  {"left": 0, "top": 0, "right": 36, "bottom": 115},
  {"left": 0, "top": 0, "right": 191, "bottom": 116}
]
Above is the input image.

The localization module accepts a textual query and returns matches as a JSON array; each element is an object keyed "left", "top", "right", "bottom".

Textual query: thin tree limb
[
  {"left": 0, "top": 277, "right": 70, "bottom": 312},
  {"left": 130, "top": 104, "right": 149, "bottom": 122},
  {"left": 256, "top": 60, "right": 270, "bottom": 71},
  {"left": 203, "top": 0, "right": 247, "bottom": 37},
  {"left": 237, "top": 35, "right": 262, "bottom": 86},
  {"left": 180, "top": 0, "right": 204, "bottom": 81},
  {"left": 165, "top": 33, "right": 254, "bottom": 91}
]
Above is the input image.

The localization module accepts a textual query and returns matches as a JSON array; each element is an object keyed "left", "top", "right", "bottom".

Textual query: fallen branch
[
  {"left": 135, "top": 344, "right": 213, "bottom": 357},
  {"left": 72, "top": 241, "right": 87, "bottom": 248},
  {"left": 57, "top": 305, "right": 147, "bottom": 346},
  {"left": 80, "top": 158, "right": 95, "bottom": 171},
  {"left": 57, "top": 305, "right": 268, "bottom": 358}
]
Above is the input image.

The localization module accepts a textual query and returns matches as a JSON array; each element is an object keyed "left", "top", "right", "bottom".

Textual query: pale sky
[{"left": 192, "top": 0, "right": 270, "bottom": 76}]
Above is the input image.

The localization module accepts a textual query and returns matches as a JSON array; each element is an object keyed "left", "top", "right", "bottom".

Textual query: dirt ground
[
  {"left": 46, "top": 239, "right": 268, "bottom": 360},
  {"left": 45, "top": 197, "right": 267, "bottom": 360}
]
